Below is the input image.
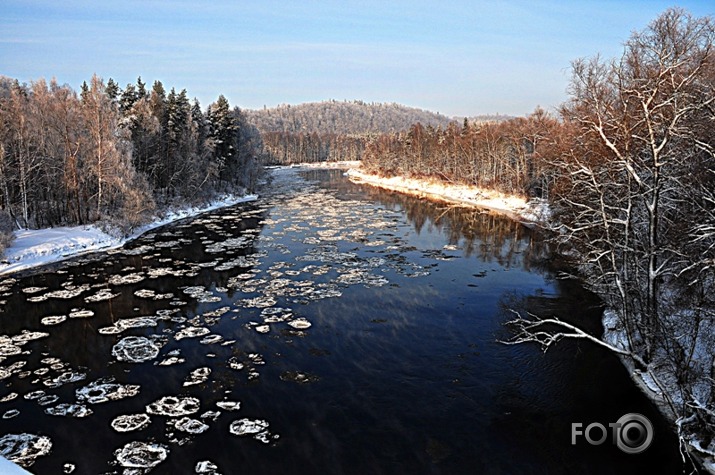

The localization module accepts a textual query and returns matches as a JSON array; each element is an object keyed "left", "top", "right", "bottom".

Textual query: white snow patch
[
  {"left": 347, "top": 168, "right": 549, "bottom": 223},
  {"left": 0, "top": 193, "right": 257, "bottom": 276}
]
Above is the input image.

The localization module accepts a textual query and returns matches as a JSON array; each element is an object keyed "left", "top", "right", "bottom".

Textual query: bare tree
[{"left": 510, "top": 8, "right": 715, "bottom": 461}]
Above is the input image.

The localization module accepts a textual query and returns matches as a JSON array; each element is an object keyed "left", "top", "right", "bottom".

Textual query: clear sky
[{"left": 1, "top": 1, "right": 713, "bottom": 117}]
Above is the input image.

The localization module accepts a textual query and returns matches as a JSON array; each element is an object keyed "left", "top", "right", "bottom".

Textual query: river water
[{"left": 0, "top": 168, "right": 684, "bottom": 474}]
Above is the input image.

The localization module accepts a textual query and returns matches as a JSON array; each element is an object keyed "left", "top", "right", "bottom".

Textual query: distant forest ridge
[{"left": 244, "top": 100, "right": 513, "bottom": 135}]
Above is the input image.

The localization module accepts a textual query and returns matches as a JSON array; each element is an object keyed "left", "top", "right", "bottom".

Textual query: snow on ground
[
  {"left": 346, "top": 167, "right": 550, "bottom": 223},
  {"left": 0, "top": 193, "right": 257, "bottom": 276}
]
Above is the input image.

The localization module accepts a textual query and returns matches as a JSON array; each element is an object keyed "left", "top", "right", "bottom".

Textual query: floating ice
[
  {"left": 12, "top": 330, "right": 49, "bottom": 344},
  {"left": 0, "top": 433, "right": 52, "bottom": 467},
  {"left": 108, "top": 273, "right": 145, "bottom": 285},
  {"left": 172, "top": 417, "right": 209, "bottom": 434},
  {"left": 229, "top": 418, "right": 275, "bottom": 443},
  {"left": 287, "top": 318, "right": 312, "bottom": 330},
  {"left": 227, "top": 357, "right": 244, "bottom": 370},
  {"left": 99, "top": 316, "right": 158, "bottom": 335},
  {"left": 111, "top": 414, "right": 151, "bottom": 432},
  {"left": 183, "top": 367, "right": 211, "bottom": 387},
  {"left": 157, "top": 356, "right": 185, "bottom": 366},
  {"left": 215, "top": 401, "right": 241, "bottom": 411},
  {"left": 41, "top": 315, "right": 67, "bottom": 326},
  {"left": 0, "top": 392, "right": 18, "bottom": 402},
  {"left": 76, "top": 378, "right": 140, "bottom": 404},
  {"left": 199, "top": 334, "right": 223, "bottom": 345},
  {"left": 280, "top": 371, "right": 320, "bottom": 384},
  {"left": 84, "top": 289, "right": 119, "bottom": 302},
  {"left": 69, "top": 308, "right": 94, "bottom": 319},
  {"left": 175, "top": 326, "right": 210, "bottom": 341},
  {"left": 22, "top": 286, "right": 47, "bottom": 294},
  {"left": 146, "top": 396, "right": 200, "bottom": 416},
  {"left": 112, "top": 336, "right": 160, "bottom": 363},
  {"left": 45, "top": 404, "right": 93, "bottom": 418},
  {"left": 261, "top": 307, "right": 292, "bottom": 323},
  {"left": 2, "top": 409, "right": 19, "bottom": 419},
  {"left": 114, "top": 441, "right": 168, "bottom": 470},
  {"left": 254, "top": 325, "right": 270, "bottom": 334},
  {"left": 195, "top": 460, "right": 221, "bottom": 474},
  {"left": 239, "top": 296, "right": 277, "bottom": 308},
  {"left": 43, "top": 370, "right": 86, "bottom": 388}
]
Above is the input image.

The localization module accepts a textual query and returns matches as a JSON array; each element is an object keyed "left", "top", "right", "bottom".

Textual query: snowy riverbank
[
  {"left": 346, "top": 167, "right": 549, "bottom": 223},
  {"left": 0, "top": 193, "right": 257, "bottom": 277}
]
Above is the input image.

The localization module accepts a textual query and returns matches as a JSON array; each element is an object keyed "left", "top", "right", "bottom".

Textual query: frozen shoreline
[
  {"left": 346, "top": 167, "right": 549, "bottom": 223},
  {"left": 0, "top": 193, "right": 257, "bottom": 277}
]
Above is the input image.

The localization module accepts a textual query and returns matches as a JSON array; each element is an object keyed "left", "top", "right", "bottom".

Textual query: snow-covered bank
[
  {"left": 0, "top": 194, "right": 257, "bottom": 277},
  {"left": 603, "top": 309, "right": 715, "bottom": 473},
  {"left": 269, "top": 160, "right": 361, "bottom": 170},
  {"left": 346, "top": 168, "right": 549, "bottom": 223}
]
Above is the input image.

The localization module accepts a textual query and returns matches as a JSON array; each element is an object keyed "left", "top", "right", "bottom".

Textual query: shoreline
[
  {"left": 0, "top": 193, "right": 257, "bottom": 278},
  {"left": 346, "top": 167, "right": 549, "bottom": 224}
]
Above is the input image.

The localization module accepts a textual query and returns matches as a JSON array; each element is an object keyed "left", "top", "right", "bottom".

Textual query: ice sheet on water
[
  {"left": 111, "top": 336, "right": 160, "bottom": 363},
  {"left": 228, "top": 418, "right": 277, "bottom": 443},
  {"left": 146, "top": 396, "right": 200, "bottom": 416},
  {"left": 76, "top": 378, "right": 140, "bottom": 404},
  {"left": 108, "top": 273, "right": 145, "bottom": 285},
  {"left": 2, "top": 409, "right": 19, "bottom": 419},
  {"left": 43, "top": 370, "right": 86, "bottom": 388},
  {"left": 0, "top": 433, "right": 52, "bottom": 467},
  {"left": 45, "top": 403, "right": 93, "bottom": 418},
  {"left": 215, "top": 401, "right": 241, "bottom": 412},
  {"left": 287, "top": 318, "right": 312, "bottom": 330},
  {"left": 280, "top": 371, "right": 320, "bottom": 384},
  {"left": 41, "top": 315, "right": 67, "bottom": 326},
  {"left": 239, "top": 296, "right": 277, "bottom": 308},
  {"left": 114, "top": 441, "right": 168, "bottom": 470},
  {"left": 69, "top": 308, "right": 94, "bottom": 319},
  {"left": 195, "top": 460, "right": 221, "bottom": 474},
  {"left": 111, "top": 414, "right": 151, "bottom": 432},
  {"left": 172, "top": 417, "right": 209, "bottom": 434},
  {"left": 21, "top": 286, "right": 47, "bottom": 294},
  {"left": 183, "top": 367, "right": 211, "bottom": 387},
  {"left": 0, "top": 392, "right": 18, "bottom": 402},
  {"left": 84, "top": 289, "right": 119, "bottom": 302},
  {"left": 183, "top": 286, "right": 221, "bottom": 303},
  {"left": 157, "top": 356, "right": 185, "bottom": 366},
  {"left": 175, "top": 326, "right": 210, "bottom": 341},
  {"left": 199, "top": 335, "right": 223, "bottom": 345},
  {"left": 27, "top": 284, "right": 90, "bottom": 302},
  {"left": 99, "top": 316, "right": 159, "bottom": 335},
  {"left": 227, "top": 357, "right": 244, "bottom": 370}
]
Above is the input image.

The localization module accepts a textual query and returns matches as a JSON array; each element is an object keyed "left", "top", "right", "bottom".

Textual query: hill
[{"left": 244, "top": 100, "right": 456, "bottom": 135}]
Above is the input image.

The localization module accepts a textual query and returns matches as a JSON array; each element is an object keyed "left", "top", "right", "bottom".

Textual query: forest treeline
[
  {"left": 246, "top": 100, "right": 456, "bottom": 165},
  {"left": 0, "top": 75, "right": 263, "bottom": 247},
  {"left": 360, "top": 109, "right": 558, "bottom": 198}
]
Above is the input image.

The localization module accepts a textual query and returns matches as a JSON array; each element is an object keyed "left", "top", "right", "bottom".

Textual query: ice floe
[
  {"left": 114, "top": 441, "right": 168, "bottom": 470},
  {"left": 146, "top": 396, "right": 200, "bottom": 416},
  {"left": 111, "top": 414, "right": 151, "bottom": 432},
  {"left": 111, "top": 336, "right": 161, "bottom": 363},
  {"left": 76, "top": 378, "right": 140, "bottom": 404},
  {"left": 0, "top": 433, "right": 52, "bottom": 467}
]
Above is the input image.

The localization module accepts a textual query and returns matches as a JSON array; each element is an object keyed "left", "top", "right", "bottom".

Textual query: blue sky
[{"left": 1, "top": 1, "right": 713, "bottom": 117}]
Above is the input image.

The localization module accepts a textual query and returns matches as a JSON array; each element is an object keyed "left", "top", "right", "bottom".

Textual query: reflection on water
[{"left": 0, "top": 168, "right": 684, "bottom": 473}]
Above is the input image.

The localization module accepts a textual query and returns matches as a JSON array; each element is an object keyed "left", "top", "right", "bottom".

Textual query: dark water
[{"left": 0, "top": 168, "right": 684, "bottom": 474}]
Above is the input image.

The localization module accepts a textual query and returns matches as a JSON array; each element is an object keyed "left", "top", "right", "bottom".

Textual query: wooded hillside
[{"left": 0, "top": 75, "right": 264, "bottom": 244}]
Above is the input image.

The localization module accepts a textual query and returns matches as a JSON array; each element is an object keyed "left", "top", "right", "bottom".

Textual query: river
[{"left": 0, "top": 168, "right": 685, "bottom": 474}]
